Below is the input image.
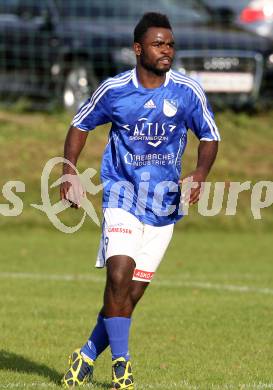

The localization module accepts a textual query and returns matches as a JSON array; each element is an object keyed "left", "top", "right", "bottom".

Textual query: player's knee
[
  {"left": 107, "top": 268, "right": 128, "bottom": 286},
  {"left": 107, "top": 258, "right": 134, "bottom": 288},
  {"left": 107, "top": 269, "right": 131, "bottom": 295}
]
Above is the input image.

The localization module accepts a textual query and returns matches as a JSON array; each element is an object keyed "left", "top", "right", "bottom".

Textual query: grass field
[
  {"left": 0, "top": 229, "right": 273, "bottom": 389},
  {"left": 0, "top": 108, "right": 273, "bottom": 389}
]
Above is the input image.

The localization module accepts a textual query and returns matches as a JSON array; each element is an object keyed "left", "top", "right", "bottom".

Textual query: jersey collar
[{"left": 132, "top": 68, "right": 171, "bottom": 89}]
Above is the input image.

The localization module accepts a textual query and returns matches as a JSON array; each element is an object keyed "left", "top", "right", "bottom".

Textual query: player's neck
[{"left": 136, "top": 67, "right": 166, "bottom": 89}]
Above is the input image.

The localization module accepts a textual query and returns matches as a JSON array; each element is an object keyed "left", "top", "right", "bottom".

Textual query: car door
[
  {"left": 0, "top": 0, "right": 21, "bottom": 95},
  {"left": 0, "top": 0, "right": 58, "bottom": 98}
]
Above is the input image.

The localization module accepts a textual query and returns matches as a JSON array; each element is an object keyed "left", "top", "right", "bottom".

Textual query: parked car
[
  {"left": 203, "top": 0, "right": 273, "bottom": 39},
  {"left": 0, "top": 0, "right": 273, "bottom": 110}
]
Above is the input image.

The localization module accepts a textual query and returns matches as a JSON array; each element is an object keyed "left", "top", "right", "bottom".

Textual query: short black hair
[{"left": 134, "top": 12, "right": 172, "bottom": 43}]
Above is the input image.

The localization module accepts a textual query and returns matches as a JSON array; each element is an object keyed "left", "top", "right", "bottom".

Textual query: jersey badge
[{"left": 163, "top": 99, "right": 178, "bottom": 117}]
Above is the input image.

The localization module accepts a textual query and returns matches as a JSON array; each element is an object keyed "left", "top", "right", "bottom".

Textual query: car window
[
  {"left": 202, "top": 0, "right": 250, "bottom": 14},
  {"left": 0, "top": 0, "right": 19, "bottom": 15},
  {"left": 54, "top": 0, "right": 210, "bottom": 24},
  {"left": 0, "top": 0, "right": 49, "bottom": 19}
]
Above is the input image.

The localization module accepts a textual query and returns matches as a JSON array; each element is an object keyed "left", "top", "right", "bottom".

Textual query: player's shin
[
  {"left": 104, "top": 317, "right": 131, "bottom": 360},
  {"left": 104, "top": 317, "right": 134, "bottom": 389},
  {"left": 81, "top": 313, "right": 109, "bottom": 361}
]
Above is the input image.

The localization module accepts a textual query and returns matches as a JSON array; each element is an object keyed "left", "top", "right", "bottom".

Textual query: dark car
[{"left": 0, "top": 0, "right": 273, "bottom": 110}]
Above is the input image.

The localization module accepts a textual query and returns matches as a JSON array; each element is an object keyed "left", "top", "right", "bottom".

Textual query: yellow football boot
[
  {"left": 62, "top": 348, "right": 94, "bottom": 387},
  {"left": 111, "top": 357, "right": 134, "bottom": 389}
]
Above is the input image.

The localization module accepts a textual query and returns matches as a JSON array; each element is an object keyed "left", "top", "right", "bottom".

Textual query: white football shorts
[{"left": 96, "top": 208, "right": 174, "bottom": 282}]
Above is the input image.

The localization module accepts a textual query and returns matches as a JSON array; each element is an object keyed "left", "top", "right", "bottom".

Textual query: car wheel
[{"left": 63, "top": 65, "right": 98, "bottom": 112}]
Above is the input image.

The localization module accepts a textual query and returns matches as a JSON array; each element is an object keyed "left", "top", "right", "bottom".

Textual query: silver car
[{"left": 204, "top": 0, "right": 273, "bottom": 39}]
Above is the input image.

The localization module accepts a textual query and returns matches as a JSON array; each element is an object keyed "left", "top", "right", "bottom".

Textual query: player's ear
[{"left": 133, "top": 42, "right": 142, "bottom": 56}]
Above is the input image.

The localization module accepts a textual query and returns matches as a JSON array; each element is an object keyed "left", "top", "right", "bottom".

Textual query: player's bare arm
[
  {"left": 60, "top": 126, "right": 88, "bottom": 208},
  {"left": 181, "top": 140, "right": 219, "bottom": 205}
]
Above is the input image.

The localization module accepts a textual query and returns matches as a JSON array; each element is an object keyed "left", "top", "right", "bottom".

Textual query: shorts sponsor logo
[
  {"left": 107, "top": 227, "right": 132, "bottom": 234},
  {"left": 133, "top": 269, "right": 154, "bottom": 280}
]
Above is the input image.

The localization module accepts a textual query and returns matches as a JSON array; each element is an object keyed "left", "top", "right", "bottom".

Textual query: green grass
[
  {"left": 0, "top": 109, "right": 273, "bottom": 388},
  {"left": 0, "top": 229, "right": 273, "bottom": 389}
]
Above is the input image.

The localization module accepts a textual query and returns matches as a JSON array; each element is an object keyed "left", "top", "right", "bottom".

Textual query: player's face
[{"left": 135, "top": 27, "right": 175, "bottom": 76}]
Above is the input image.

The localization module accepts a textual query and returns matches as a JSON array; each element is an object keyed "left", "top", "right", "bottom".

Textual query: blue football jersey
[{"left": 72, "top": 68, "right": 220, "bottom": 226}]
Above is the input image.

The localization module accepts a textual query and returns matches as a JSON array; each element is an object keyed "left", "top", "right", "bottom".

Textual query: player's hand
[
  {"left": 60, "top": 173, "right": 85, "bottom": 209},
  {"left": 179, "top": 168, "right": 207, "bottom": 205}
]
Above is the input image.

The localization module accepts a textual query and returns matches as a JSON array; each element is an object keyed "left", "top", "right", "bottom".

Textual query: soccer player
[{"left": 61, "top": 12, "right": 220, "bottom": 389}]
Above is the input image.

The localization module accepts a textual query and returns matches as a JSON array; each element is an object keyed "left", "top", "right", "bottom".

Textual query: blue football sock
[
  {"left": 104, "top": 317, "right": 131, "bottom": 361},
  {"left": 81, "top": 314, "right": 109, "bottom": 361}
]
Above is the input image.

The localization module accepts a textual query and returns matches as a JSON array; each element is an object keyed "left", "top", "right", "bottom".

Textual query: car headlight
[{"left": 113, "top": 48, "right": 136, "bottom": 66}]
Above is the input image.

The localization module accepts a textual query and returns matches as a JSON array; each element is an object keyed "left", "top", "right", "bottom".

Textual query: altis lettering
[
  {"left": 123, "top": 118, "right": 176, "bottom": 147},
  {"left": 124, "top": 152, "right": 175, "bottom": 167}
]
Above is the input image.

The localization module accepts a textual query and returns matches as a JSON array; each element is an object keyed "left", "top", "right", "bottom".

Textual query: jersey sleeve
[
  {"left": 71, "top": 83, "right": 112, "bottom": 131},
  {"left": 185, "top": 83, "right": 220, "bottom": 141}
]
